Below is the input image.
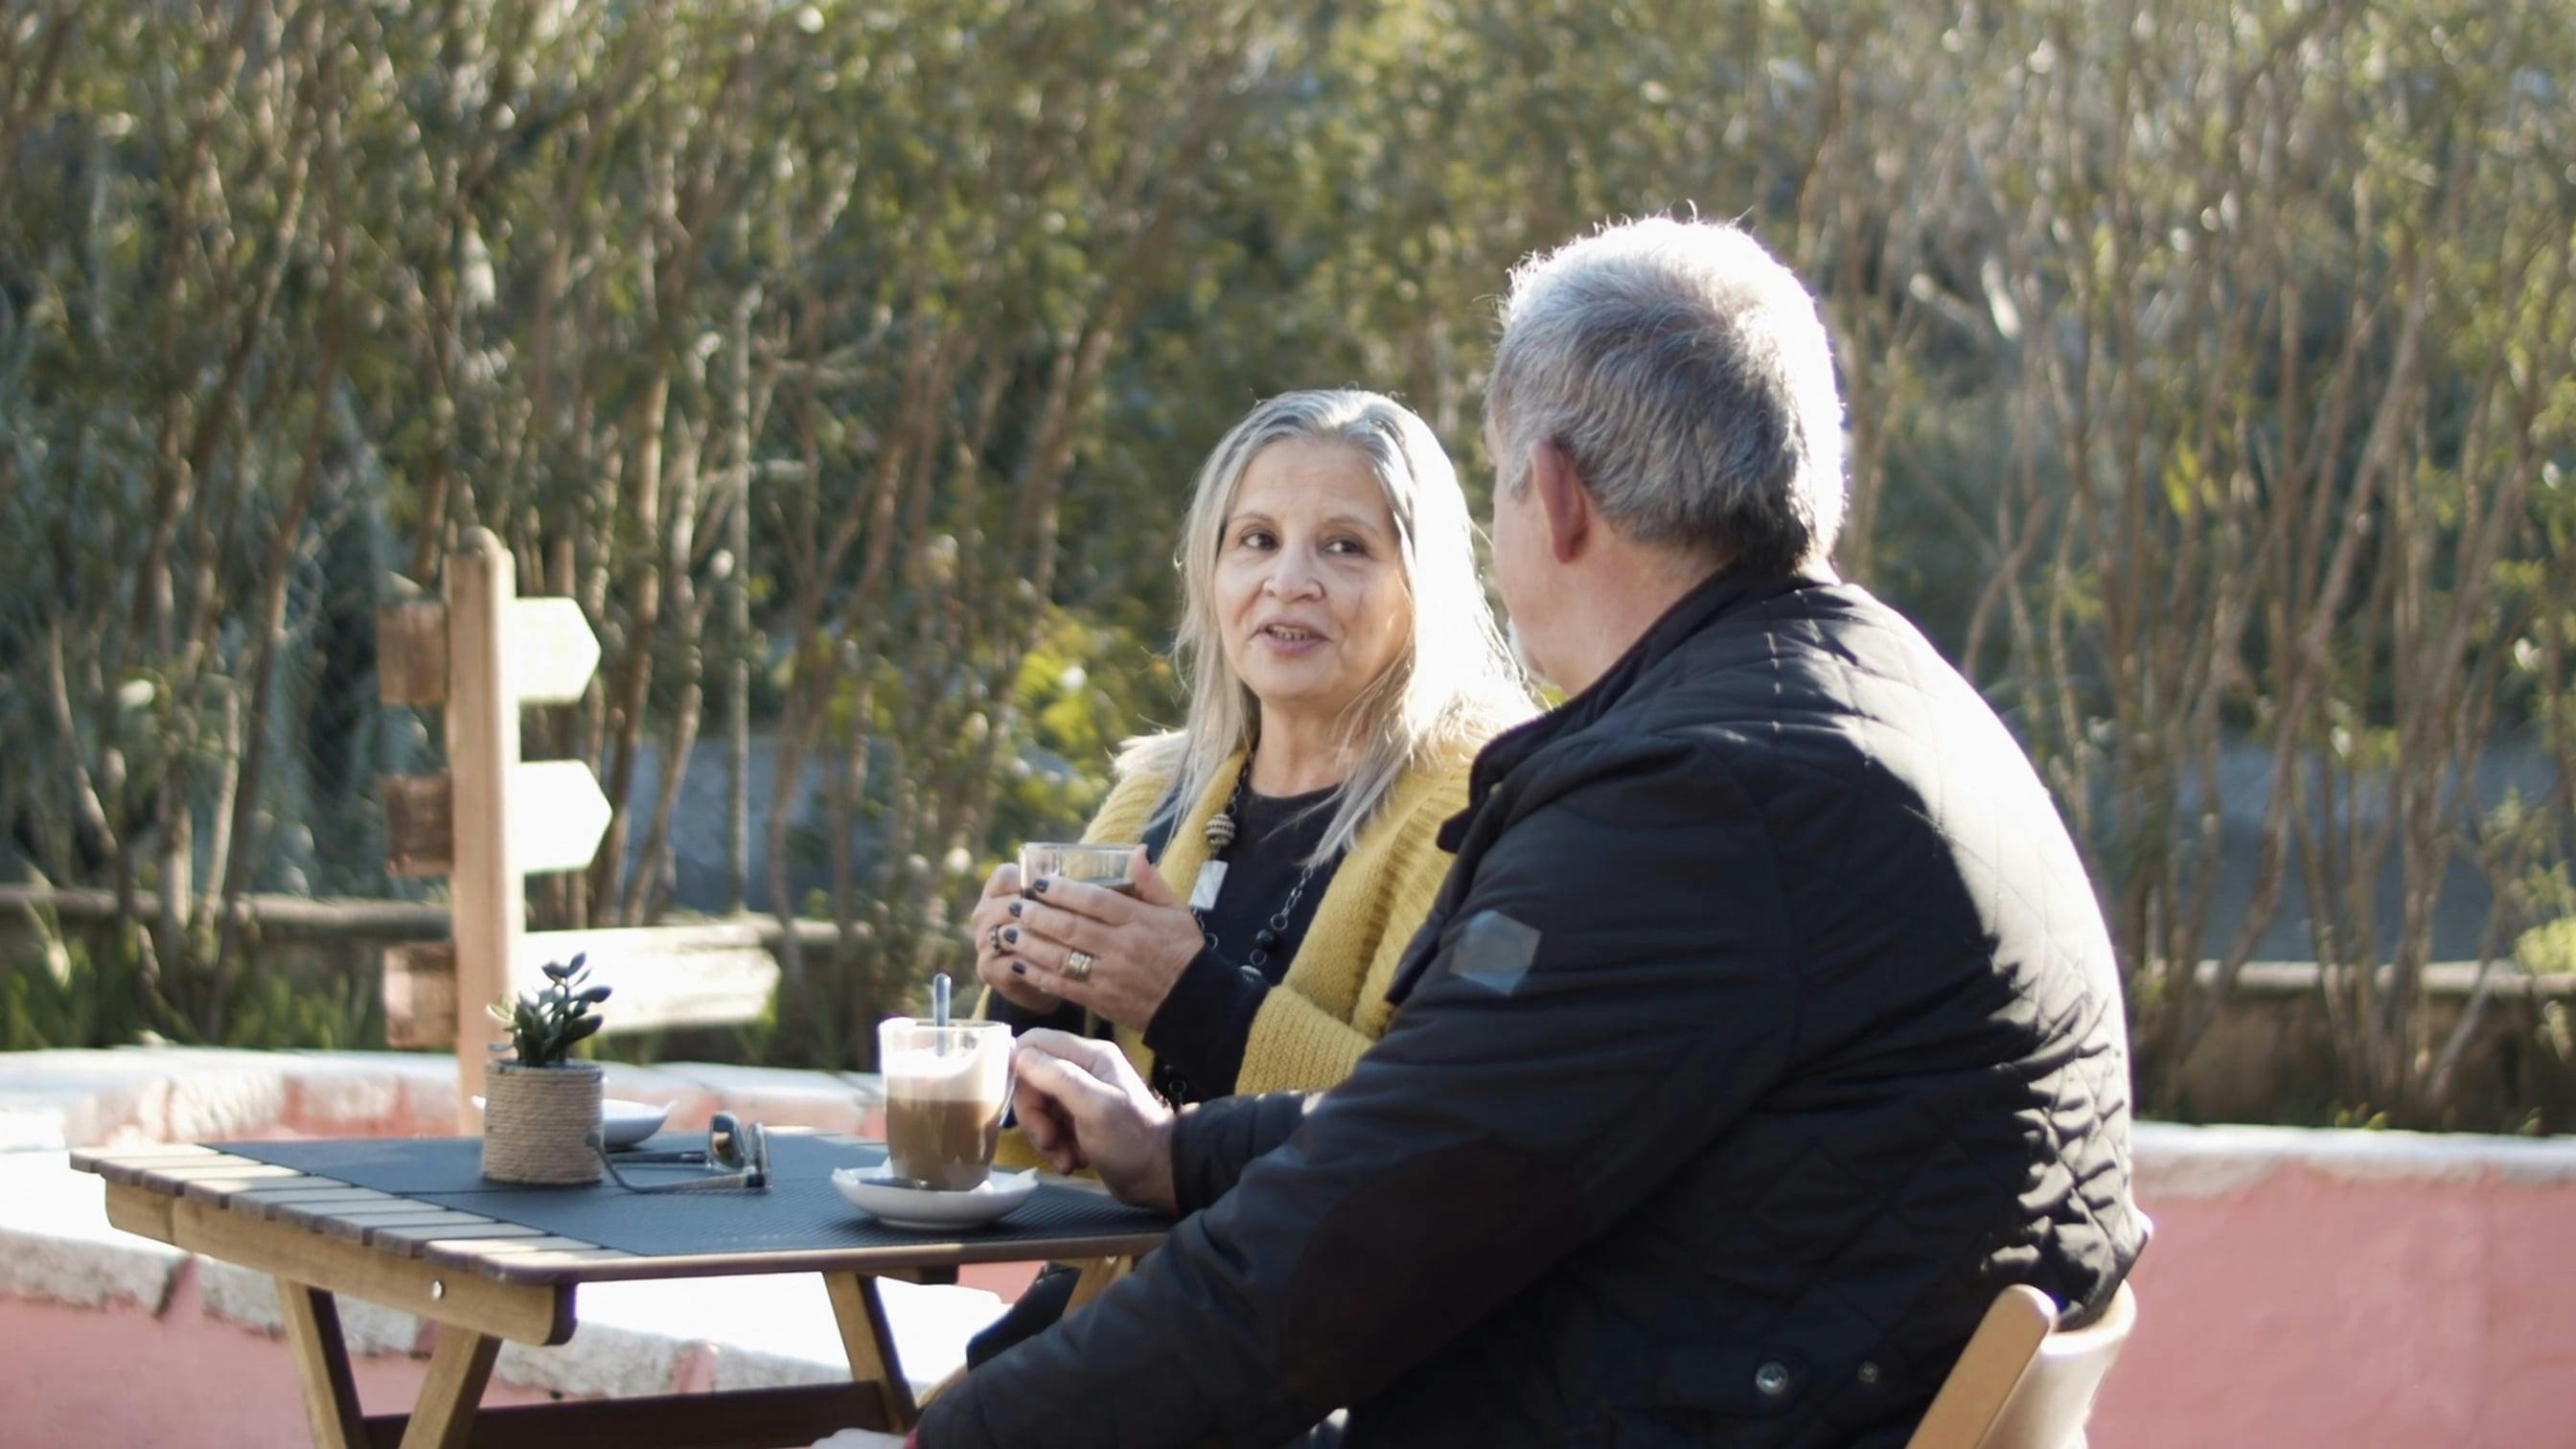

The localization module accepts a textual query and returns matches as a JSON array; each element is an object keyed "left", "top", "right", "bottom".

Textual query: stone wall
[{"left": 6, "top": 1047, "right": 2574, "bottom": 1445}]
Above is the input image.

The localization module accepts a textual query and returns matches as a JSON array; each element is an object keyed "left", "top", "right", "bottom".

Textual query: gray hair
[
  {"left": 1488, "top": 217, "right": 1847, "bottom": 575},
  {"left": 1119, "top": 390, "right": 1532, "bottom": 864}
]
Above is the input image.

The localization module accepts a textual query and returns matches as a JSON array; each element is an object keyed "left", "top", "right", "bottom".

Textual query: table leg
[
  {"left": 824, "top": 1271, "right": 918, "bottom": 1430},
  {"left": 399, "top": 1325, "right": 500, "bottom": 1449},
  {"left": 1064, "top": 1254, "right": 1134, "bottom": 1312},
  {"left": 276, "top": 1278, "right": 367, "bottom": 1449}
]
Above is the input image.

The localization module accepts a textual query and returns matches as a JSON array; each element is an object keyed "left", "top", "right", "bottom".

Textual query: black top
[
  {"left": 987, "top": 782, "right": 1346, "bottom": 1105},
  {"left": 1140, "top": 783, "right": 1340, "bottom": 1103},
  {"left": 929, "top": 567, "right": 2146, "bottom": 1449}
]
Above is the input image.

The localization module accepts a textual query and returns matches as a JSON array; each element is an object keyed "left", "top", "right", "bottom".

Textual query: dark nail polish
[
  {"left": 1032, "top": 878, "right": 1048, "bottom": 894},
  {"left": 1003, "top": 927, "right": 1019, "bottom": 944},
  {"left": 1011, "top": 961, "right": 1027, "bottom": 976},
  {"left": 1008, "top": 901, "right": 1023, "bottom": 917}
]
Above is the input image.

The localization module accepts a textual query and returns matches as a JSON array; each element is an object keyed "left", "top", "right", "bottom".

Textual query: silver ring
[
  {"left": 989, "top": 925, "right": 1008, "bottom": 955},
  {"left": 1064, "top": 950, "right": 1095, "bottom": 980}
]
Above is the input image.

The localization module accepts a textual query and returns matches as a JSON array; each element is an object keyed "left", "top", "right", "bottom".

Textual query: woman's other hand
[
  {"left": 1008, "top": 848, "right": 1206, "bottom": 1031},
  {"left": 968, "top": 862, "right": 1061, "bottom": 1014}
]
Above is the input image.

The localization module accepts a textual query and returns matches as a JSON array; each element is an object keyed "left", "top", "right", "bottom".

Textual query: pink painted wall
[
  {"left": 0, "top": 1275, "right": 559, "bottom": 1447},
  {"left": 2093, "top": 1158, "right": 2576, "bottom": 1449}
]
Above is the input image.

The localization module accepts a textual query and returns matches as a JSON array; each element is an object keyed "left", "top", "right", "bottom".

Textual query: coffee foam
[{"left": 884, "top": 1046, "right": 1005, "bottom": 1098}]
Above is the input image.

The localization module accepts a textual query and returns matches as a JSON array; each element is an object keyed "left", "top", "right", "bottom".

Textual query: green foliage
[
  {"left": 1, "top": 929, "right": 152, "bottom": 1053},
  {"left": 1, "top": 919, "right": 374, "bottom": 1051},
  {"left": 2518, "top": 919, "right": 2576, "bottom": 978},
  {"left": 3, "top": 0, "right": 2571, "bottom": 1124},
  {"left": 486, "top": 954, "right": 610, "bottom": 1068}
]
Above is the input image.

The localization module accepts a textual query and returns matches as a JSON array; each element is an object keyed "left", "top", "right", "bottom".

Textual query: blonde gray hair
[
  {"left": 1489, "top": 216, "right": 1846, "bottom": 575},
  {"left": 1118, "top": 390, "right": 1531, "bottom": 864}
]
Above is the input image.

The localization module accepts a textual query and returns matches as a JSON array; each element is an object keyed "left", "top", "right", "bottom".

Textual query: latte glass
[
  {"left": 1020, "top": 841, "right": 1139, "bottom": 896},
  {"left": 877, "top": 1017, "right": 1012, "bottom": 1191}
]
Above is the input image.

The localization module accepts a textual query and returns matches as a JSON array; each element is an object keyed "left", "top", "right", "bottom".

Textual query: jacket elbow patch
[{"left": 1445, "top": 909, "right": 1542, "bottom": 995}]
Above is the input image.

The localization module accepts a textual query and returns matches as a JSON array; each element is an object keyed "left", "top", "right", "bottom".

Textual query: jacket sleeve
[
  {"left": 917, "top": 741, "right": 1799, "bottom": 1449},
  {"left": 1167, "top": 1092, "right": 1313, "bottom": 1215}
]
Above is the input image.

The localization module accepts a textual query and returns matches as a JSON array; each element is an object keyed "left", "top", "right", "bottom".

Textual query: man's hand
[{"left": 1012, "top": 1029, "right": 1178, "bottom": 1214}]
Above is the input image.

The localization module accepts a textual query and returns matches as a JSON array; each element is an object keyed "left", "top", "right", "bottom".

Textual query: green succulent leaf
[{"left": 494, "top": 961, "right": 611, "bottom": 1068}]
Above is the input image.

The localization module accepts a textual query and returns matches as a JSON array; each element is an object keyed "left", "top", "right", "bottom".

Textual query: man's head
[{"left": 1484, "top": 217, "right": 1846, "bottom": 691}]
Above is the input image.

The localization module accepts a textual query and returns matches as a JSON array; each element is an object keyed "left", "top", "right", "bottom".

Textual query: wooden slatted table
[{"left": 73, "top": 1137, "right": 1166, "bottom": 1449}]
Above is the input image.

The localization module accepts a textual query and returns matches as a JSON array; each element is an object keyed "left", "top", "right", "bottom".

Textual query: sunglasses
[{"left": 587, "top": 1111, "right": 771, "bottom": 1192}]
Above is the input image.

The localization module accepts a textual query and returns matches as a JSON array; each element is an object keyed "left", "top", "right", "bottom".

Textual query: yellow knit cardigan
[
  {"left": 985, "top": 741, "right": 1469, "bottom": 1135},
  {"left": 1079, "top": 744, "right": 1471, "bottom": 1094}
]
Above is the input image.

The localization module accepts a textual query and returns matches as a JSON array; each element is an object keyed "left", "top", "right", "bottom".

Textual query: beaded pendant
[{"left": 1204, "top": 809, "right": 1237, "bottom": 851}]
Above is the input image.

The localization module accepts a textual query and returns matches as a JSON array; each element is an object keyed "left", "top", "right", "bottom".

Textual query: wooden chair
[{"left": 1904, "top": 1281, "right": 2139, "bottom": 1449}]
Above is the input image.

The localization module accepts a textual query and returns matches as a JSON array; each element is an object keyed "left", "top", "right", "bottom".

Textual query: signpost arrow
[
  {"left": 509, "top": 760, "right": 614, "bottom": 874},
  {"left": 506, "top": 596, "right": 601, "bottom": 705}
]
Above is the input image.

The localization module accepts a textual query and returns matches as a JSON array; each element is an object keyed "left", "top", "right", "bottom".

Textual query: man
[{"left": 867, "top": 216, "right": 2145, "bottom": 1447}]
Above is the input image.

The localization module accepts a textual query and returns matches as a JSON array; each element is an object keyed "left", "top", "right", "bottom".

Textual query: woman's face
[{"left": 1213, "top": 439, "right": 1413, "bottom": 731}]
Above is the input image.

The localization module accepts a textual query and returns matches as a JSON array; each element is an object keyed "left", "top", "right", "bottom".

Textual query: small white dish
[
  {"left": 831, "top": 1166, "right": 1038, "bottom": 1230},
  {"left": 469, "top": 1095, "right": 671, "bottom": 1149},
  {"left": 599, "top": 1097, "right": 674, "bottom": 1149}
]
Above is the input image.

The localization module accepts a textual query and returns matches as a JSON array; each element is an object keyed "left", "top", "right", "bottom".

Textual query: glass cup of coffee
[
  {"left": 877, "top": 1017, "right": 1014, "bottom": 1192},
  {"left": 1020, "top": 841, "right": 1140, "bottom": 897}
]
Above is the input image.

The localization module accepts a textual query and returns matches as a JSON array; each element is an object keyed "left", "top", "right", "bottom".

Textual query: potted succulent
[{"left": 479, "top": 954, "right": 612, "bottom": 1184}]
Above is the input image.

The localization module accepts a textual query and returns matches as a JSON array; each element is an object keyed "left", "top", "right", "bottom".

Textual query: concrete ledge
[
  {"left": 2132, "top": 1120, "right": 2576, "bottom": 1198},
  {"left": 0, "top": 1046, "right": 886, "bottom": 1153},
  {"left": 0, "top": 1150, "right": 189, "bottom": 1312},
  {"left": 2210, "top": 959, "right": 2576, "bottom": 1000}
]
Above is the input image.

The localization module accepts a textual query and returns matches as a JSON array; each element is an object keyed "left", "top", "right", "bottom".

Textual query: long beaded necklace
[{"left": 1196, "top": 750, "right": 1322, "bottom": 974}]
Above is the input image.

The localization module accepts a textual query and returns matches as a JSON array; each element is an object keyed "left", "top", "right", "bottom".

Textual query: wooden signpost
[{"left": 379, "top": 528, "right": 778, "bottom": 1130}]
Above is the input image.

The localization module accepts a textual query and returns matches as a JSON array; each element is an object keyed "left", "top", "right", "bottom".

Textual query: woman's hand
[
  {"left": 967, "top": 862, "right": 1062, "bottom": 1014},
  {"left": 1007, "top": 848, "right": 1206, "bottom": 1032}
]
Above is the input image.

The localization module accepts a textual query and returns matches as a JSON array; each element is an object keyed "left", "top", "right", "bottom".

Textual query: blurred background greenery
[{"left": 1, "top": 0, "right": 2570, "bottom": 1124}]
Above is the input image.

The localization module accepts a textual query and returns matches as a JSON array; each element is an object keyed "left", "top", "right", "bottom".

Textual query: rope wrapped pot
[{"left": 481, "top": 1059, "right": 605, "bottom": 1184}]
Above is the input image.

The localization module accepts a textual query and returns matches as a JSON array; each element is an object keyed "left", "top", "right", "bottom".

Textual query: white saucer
[
  {"left": 831, "top": 1166, "right": 1037, "bottom": 1230},
  {"left": 469, "top": 1096, "right": 671, "bottom": 1149}
]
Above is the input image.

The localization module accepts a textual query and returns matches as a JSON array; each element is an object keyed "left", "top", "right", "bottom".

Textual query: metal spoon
[{"left": 932, "top": 971, "right": 951, "bottom": 1056}]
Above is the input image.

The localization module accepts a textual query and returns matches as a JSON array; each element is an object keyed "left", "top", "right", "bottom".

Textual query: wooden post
[
  {"left": 445, "top": 530, "right": 519, "bottom": 1133},
  {"left": 378, "top": 531, "right": 625, "bottom": 1116}
]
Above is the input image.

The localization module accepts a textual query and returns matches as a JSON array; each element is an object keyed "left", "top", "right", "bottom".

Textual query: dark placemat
[{"left": 213, "top": 1135, "right": 1169, "bottom": 1259}]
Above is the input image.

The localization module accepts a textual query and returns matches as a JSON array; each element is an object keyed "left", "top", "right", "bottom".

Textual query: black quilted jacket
[{"left": 922, "top": 568, "right": 2147, "bottom": 1448}]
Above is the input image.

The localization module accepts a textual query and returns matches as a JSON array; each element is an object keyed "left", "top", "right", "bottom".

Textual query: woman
[
  {"left": 961, "top": 389, "right": 1530, "bottom": 1360},
  {"left": 972, "top": 387, "right": 1529, "bottom": 1097}
]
